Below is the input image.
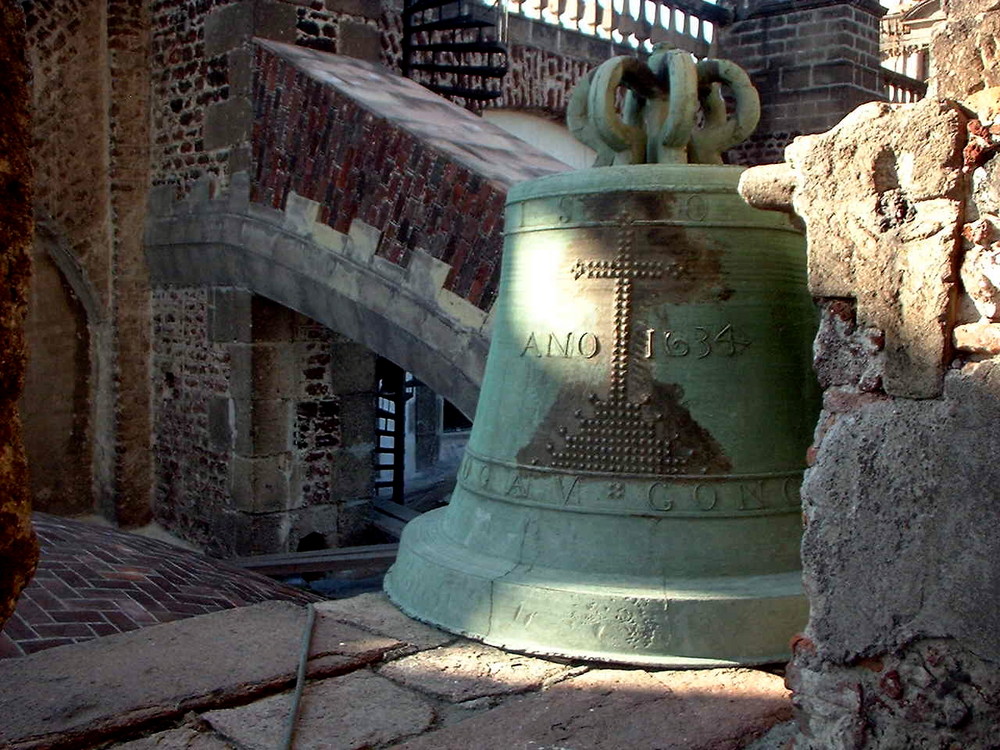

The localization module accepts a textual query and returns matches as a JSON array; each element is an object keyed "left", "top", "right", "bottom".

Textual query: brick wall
[{"left": 250, "top": 45, "right": 509, "bottom": 310}]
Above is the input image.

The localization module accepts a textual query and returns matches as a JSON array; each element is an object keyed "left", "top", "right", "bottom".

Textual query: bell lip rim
[{"left": 507, "top": 163, "right": 748, "bottom": 204}]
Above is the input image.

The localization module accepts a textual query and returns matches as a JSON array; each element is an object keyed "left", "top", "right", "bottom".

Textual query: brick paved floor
[{"left": 0, "top": 514, "right": 319, "bottom": 658}]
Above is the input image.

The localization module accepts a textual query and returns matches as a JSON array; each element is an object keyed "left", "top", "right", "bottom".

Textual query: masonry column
[{"left": 719, "top": 0, "right": 885, "bottom": 165}]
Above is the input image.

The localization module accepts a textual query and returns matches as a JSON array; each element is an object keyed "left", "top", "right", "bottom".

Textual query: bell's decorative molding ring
[{"left": 567, "top": 44, "right": 760, "bottom": 166}]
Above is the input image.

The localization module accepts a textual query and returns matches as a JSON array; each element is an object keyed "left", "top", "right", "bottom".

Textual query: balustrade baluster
[
  {"left": 544, "top": 0, "right": 568, "bottom": 23},
  {"left": 616, "top": 0, "right": 637, "bottom": 43},
  {"left": 578, "top": 0, "right": 595, "bottom": 34},
  {"left": 632, "top": 0, "right": 653, "bottom": 48},
  {"left": 649, "top": 1, "right": 669, "bottom": 44},
  {"left": 598, "top": 0, "right": 613, "bottom": 38},
  {"left": 563, "top": 0, "right": 584, "bottom": 31}
]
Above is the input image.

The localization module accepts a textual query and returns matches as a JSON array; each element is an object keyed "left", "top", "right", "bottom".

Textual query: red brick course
[
  {"left": 0, "top": 514, "right": 317, "bottom": 659},
  {"left": 250, "top": 45, "right": 509, "bottom": 310}
]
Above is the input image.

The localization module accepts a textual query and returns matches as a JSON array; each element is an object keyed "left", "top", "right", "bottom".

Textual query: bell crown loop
[{"left": 567, "top": 44, "right": 761, "bottom": 166}]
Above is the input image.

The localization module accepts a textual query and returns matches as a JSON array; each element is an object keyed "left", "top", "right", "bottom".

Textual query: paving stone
[
  {"left": 310, "top": 610, "right": 405, "bottom": 660},
  {"left": 393, "top": 667, "right": 792, "bottom": 750},
  {"left": 314, "top": 593, "right": 454, "bottom": 651},
  {"left": 378, "top": 640, "right": 572, "bottom": 703},
  {"left": 202, "top": 671, "right": 435, "bottom": 750},
  {"left": 0, "top": 601, "right": 392, "bottom": 749},
  {"left": 111, "top": 726, "right": 236, "bottom": 749}
]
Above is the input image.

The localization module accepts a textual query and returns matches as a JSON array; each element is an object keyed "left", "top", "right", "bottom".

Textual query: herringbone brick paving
[{"left": 0, "top": 514, "right": 320, "bottom": 658}]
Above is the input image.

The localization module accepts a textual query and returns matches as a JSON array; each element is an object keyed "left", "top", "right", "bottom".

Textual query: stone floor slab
[
  {"left": 202, "top": 670, "right": 435, "bottom": 750},
  {"left": 378, "top": 640, "right": 573, "bottom": 702},
  {"left": 392, "top": 667, "right": 792, "bottom": 750},
  {"left": 111, "top": 726, "right": 236, "bottom": 749},
  {"left": 0, "top": 601, "right": 396, "bottom": 749},
  {"left": 314, "top": 593, "right": 454, "bottom": 651}
]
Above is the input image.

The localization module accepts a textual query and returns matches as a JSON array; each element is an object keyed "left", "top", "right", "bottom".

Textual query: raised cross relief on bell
[{"left": 386, "top": 49, "right": 819, "bottom": 668}]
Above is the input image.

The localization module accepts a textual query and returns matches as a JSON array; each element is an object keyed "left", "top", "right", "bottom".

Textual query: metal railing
[{"left": 489, "top": 0, "right": 731, "bottom": 51}]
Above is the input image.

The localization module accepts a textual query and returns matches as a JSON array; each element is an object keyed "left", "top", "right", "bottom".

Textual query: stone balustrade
[
  {"left": 882, "top": 67, "right": 927, "bottom": 103},
  {"left": 488, "top": 0, "right": 730, "bottom": 52}
]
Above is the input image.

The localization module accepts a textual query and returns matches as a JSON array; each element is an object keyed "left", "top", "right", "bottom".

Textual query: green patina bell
[{"left": 385, "top": 47, "right": 819, "bottom": 667}]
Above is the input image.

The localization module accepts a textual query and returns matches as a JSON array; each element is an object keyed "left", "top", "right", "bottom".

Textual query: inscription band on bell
[{"left": 459, "top": 450, "right": 804, "bottom": 519}]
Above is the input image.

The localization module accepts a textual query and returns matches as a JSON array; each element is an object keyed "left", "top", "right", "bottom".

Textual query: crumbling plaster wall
[{"left": 740, "top": 2, "right": 1000, "bottom": 745}]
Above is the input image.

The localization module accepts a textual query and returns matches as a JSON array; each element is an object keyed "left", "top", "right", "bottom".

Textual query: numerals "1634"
[{"left": 643, "top": 323, "right": 751, "bottom": 359}]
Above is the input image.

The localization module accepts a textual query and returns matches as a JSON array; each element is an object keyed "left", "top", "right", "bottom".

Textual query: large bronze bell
[{"left": 385, "top": 48, "right": 819, "bottom": 666}]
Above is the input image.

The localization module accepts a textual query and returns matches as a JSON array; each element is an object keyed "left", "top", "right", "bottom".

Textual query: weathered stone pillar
[
  {"left": 228, "top": 296, "right": 376, "bottom": 555},
  {"left": 738, "top": 5, "right": 1000, "bottom": 742},
  {"left": 0, "top": 3, "right": 39, "bottom": 627},
  {"left": 718, "top": 0, "right": 885, "bottom": 165}
]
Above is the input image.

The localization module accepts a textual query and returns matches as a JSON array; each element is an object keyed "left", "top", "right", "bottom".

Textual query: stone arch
[
  {"left": 21, "top": 225, "right": 110, "bottom": 515},
  {"left": 146, "top": 178, "right": 494, "bottom": 422}
]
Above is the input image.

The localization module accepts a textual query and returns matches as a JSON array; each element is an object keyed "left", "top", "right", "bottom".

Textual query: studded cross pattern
[{"left": 547, "top": 219, "right": 688, "bottom": 475}]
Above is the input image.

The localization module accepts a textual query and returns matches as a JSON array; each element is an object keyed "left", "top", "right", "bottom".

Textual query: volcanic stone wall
[
  {"left": 19, "top": 0, "right": 155, "bottom": 525},
  {"left": 152, "top": 287, "right": 374, "bottom": 557},
  {"left": 151, "top": 0, "right": 403, "bottom": 193}
]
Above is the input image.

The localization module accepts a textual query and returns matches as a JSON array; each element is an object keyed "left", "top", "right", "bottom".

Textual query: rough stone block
[
  {"left": 230, "top": 454, "right": 291, "bottom": 513},
  {"left": 338, "top": 20, "right": 380, "bottom": 63},
  {"left": 931, "top": 13, "right": 1000, "bottom": 100},
  {"left": 225, "top": 344, "right": 251, "bottom": 402},
  {"left": 337, "top": 392, "right": 376, "bottom": 447},
  {"left": 252, "top": 344, "right": 298, "bottom": 399},
  {"left": 204, "top": 2, "right": 253, "bottom": 57},
  {"left": 207, "top": 397, "right": 234, "bottom": 452},
  {"left": 204, "top": 97, "right": 253, "bottom": 151},
  {"left": 801, "top": 359, "right": 1000, "bottom": 664},
  {"left": 326, "top": 450, "right": 372, "bottom": 498},
  {"left": 209, "top": 287, "right": 252, "bottom": 343},
  {"left": 329, "top": 340, "right": 376, "bottom": 393},
  {"left": 784, "top": 98, "right": 966, "bottom": 398},
  {"left": 233, "top": 511, "right": 287, "bottom": 554},
  {"left": 235, "top": 397, "right": 292, "bottom": 456},
  {"left": 228, "top": 47, "right": 254, "bottom": 97},
  {"left": 253, "top": 0, "right": 297, "bottom": 44},
  {"left": 251, "top": 296, "right": 297, "bottom": 342}
]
